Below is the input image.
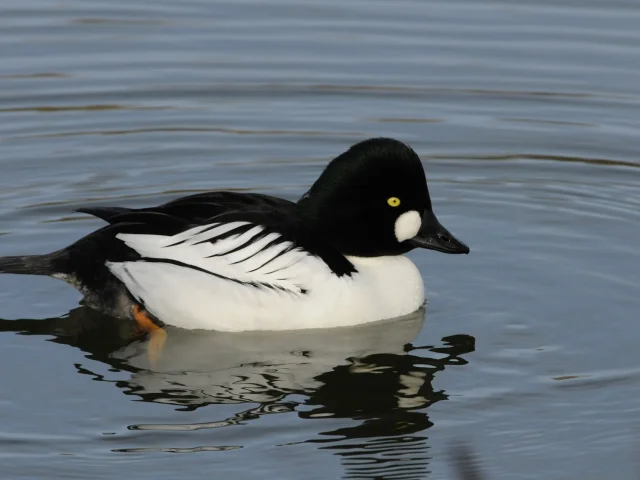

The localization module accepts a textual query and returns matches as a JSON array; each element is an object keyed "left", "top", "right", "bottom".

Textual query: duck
[{"left": 0, "top": 138, "right": 469, "bottom": 334}]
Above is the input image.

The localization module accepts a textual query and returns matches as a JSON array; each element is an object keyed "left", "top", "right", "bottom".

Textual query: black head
[{"left": 297, "top": 138, "right": 469, "bottom": 257}]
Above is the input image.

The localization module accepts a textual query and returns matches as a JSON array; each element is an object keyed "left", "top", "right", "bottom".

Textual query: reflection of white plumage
[{"left": 113, "top": 309, "right": 426, "bottom": 406}]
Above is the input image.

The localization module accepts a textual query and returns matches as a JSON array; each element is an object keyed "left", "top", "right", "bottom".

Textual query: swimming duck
[{"left": 0, "top": 138, "right": 469, "bottom": 333}]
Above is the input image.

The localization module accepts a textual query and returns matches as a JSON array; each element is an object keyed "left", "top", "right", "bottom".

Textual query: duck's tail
[{"left": 0, "top": 253, "right": 63, "bottom": 276}]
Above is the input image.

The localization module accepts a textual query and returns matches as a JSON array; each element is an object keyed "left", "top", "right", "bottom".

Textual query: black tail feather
[
  {"left": 76, "top": 206, "right": 132, "bottom": 224},
  {"left": 0, "top": 254, "right": 57, "bottom": 276}
]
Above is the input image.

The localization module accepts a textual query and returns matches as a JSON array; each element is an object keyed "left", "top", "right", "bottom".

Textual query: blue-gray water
[{"left": 1, "top": 1, "right": 639, "bottom": 478}]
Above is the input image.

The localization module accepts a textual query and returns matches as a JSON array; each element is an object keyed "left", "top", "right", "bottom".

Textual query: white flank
[
  {"left": 107, "top": 221, "right": 425, "bottom": 331},
  {"left": 394, "top": 210, "right": 422, "bottom": 242}
]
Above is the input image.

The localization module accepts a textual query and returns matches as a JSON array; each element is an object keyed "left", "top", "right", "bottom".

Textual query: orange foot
[{"left": 133, "top": 304, "right": 167, "bottom": 368}]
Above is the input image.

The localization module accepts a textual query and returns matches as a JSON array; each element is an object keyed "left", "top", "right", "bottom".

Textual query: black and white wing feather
[{"left": 113, "top": 221, "right": 310, "bottom": 295}]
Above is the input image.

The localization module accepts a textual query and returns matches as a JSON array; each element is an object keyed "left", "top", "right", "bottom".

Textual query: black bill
[{"left": 408, "top": 212, "right": 470, "bottom": 254}]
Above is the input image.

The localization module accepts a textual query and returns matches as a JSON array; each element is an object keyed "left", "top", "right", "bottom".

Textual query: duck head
[{"left": 297, "top": 138, "right": 470, "bottom": 257}]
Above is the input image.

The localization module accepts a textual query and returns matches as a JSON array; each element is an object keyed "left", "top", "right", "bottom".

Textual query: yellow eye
[{"left": 387, "top": 197, "right": 401, "bottom": 207}]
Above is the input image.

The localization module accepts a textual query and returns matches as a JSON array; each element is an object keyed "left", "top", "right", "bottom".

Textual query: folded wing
[{"left": 105, "top": 219, "right": 344, "bottom": 330}]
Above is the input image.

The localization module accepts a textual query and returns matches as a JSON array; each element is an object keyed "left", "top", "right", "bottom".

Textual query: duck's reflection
[{"left": 0, "top": 306, "right": 475, "bottom": 479}]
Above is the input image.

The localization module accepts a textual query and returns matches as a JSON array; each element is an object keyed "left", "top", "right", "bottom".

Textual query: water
[{"left": 1, "top": 0, "right": 639, "bottom": 478}]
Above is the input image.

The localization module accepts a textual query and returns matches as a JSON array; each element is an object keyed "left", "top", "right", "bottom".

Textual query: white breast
[{"left": 107, "top": 223, "right": 425, "bottom": 331}]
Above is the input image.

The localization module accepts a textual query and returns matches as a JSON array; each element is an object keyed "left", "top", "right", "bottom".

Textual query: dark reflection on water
[
  {"left": 303, "top": 339, "right": 473, "bottom": 480},
  {"left": 0, "top": 307, "right": 474, "bottom": 479}
]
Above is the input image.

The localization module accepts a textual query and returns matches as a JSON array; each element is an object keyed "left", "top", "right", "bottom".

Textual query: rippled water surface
[{"left": 1, "top": 1, "right": 640, "bottom": 479}]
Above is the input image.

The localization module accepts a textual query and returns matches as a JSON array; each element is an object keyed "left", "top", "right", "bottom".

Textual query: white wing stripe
[
  {"left": 245, "top": 238, "right": 294, "bottom": 273},
  {"left": 165, "top": 223, "right": 214, "bottom": 245},
  {"left": 262, "top": 254, "right": 303, "bottom": 277},
  {"left": 253, "top": 246, "right": 300, "bottom": 275},
  {"left": 227, "top": 232, "right": 282, "bottom": 265},
  {"left": 163, "top": 221, "right": 249, "bottom": 247},
  {"left": 207, "top": 226, "right": 264, "bottom": 258}
]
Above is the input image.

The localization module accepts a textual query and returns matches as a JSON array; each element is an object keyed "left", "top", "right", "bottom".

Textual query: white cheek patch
[{"left": 394, "top": 210, "right": 422, "bottom": 243}]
